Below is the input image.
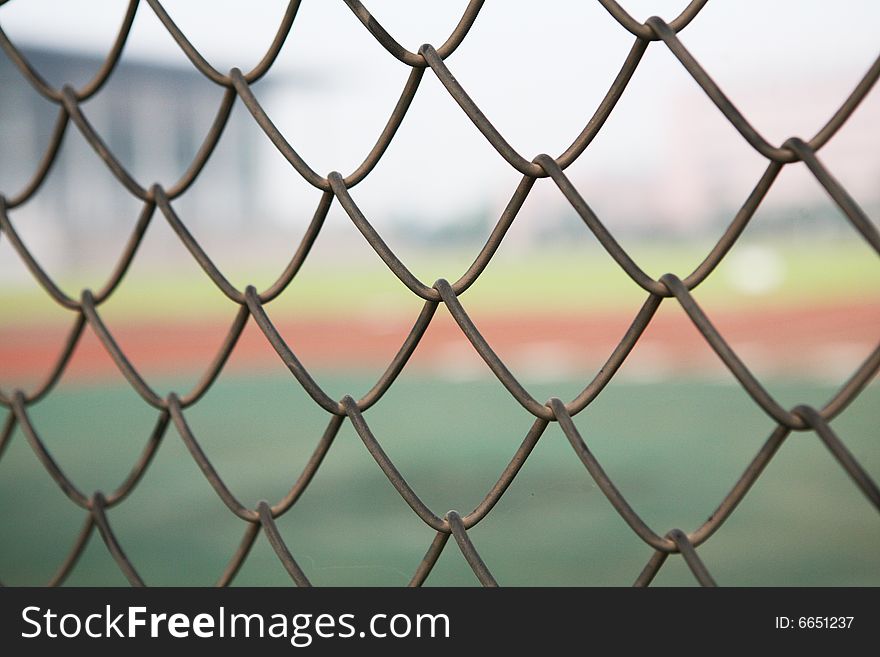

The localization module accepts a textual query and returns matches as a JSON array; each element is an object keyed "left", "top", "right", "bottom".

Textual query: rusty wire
[{"left": 0, "top": 0, "right": 878, "bottom": 588}]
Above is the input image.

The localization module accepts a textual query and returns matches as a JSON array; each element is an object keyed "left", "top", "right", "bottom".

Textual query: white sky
[{"left": 1, "top": 0, "right": 878, "bottom": 227}]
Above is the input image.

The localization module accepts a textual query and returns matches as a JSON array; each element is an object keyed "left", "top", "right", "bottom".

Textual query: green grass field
[
  {"left": 2, "top": 237, "right": 878, "bottom": 325},
  {"left": 1, "top": 374, "right": 877, "bottom": 587}
]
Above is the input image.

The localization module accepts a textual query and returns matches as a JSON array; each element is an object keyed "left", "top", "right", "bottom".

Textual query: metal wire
[{"left": 0, "top": 0, "right": 878, "bottom": 588}]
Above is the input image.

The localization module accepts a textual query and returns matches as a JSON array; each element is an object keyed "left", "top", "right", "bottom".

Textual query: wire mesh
[{"left": 0, "top": 0, "right": 878, "bottom": 587}]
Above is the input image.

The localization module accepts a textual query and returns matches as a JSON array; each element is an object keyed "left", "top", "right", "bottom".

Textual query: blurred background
[{"left": 0, "top": 0, "right": 878, "bottom": 586}]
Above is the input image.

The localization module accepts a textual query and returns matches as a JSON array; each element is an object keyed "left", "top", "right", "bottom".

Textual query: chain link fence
[{"left": 0, "top": 0, "right": 878, "bottom": 587}]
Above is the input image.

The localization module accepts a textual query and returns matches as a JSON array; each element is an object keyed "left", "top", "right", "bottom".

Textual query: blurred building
[
  {"left": 511, "top": 71, "right": 880, "bottom": 246},
  {"left": 655, "top": 73, "right": 880, "bottom": 234},
  {"left": 0, "top": 46, "right": 262, "bottom": 273},
  {"left": 2, "top": 44, "right": 876, "bottom": 277}
]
